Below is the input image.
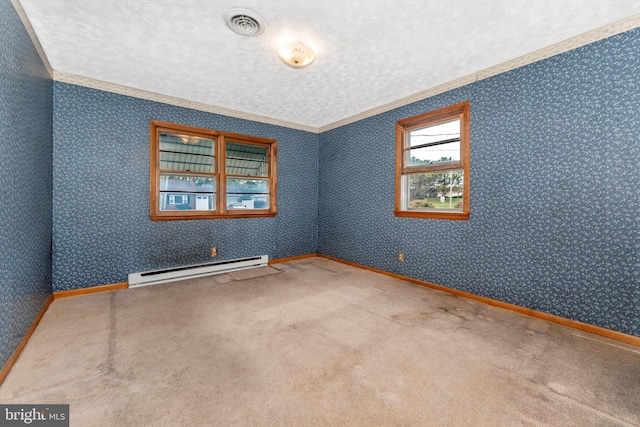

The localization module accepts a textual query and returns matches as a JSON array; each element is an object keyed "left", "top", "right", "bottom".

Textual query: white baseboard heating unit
[{"left": 128, "top": 255, "right": 269, "bottom": 288}]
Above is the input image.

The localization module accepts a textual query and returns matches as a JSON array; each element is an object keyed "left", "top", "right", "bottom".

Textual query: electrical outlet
[
  {"left": 210, "top": 247, "right": 218, "bottom": 257},
  {"left": 398, "top": 251, "right": 404, "bottom": 262}
]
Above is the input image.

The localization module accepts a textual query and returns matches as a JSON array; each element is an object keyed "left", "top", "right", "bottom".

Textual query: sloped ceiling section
[{"left": 15, "top": 0, "right": 640, "bottom": 132}]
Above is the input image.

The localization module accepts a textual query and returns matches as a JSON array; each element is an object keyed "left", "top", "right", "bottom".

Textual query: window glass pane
[
  {"left": 408, "top": 141, "right": 460, "bottom": 166},
  {"left": 409, "top": 119, "right": 460, "bottom": 147},
  {"left": 226, "top": 178, "right": 269, "bottom": 194},
  {"left": 226, "top": 195, "right": 270, "bottom": 210},
  {"left": 160, "top": 192, "right": 215, "bottom": 211},
  {"left": 226, "top": 141, "right": 268, "bottom": 176},
  {"left": 226, "top": 178, "right": 269, "bottom": 210},
  {"left": 159, "top": 132, "right": 214, "bottom": 155},
  {"left": 160, "top": 174, "right": 214, "bottom": 192},
  {"left": 160, "top": 152, "right": 214, "bottom": 173},
  {"left": 405, "top": 169, "right": 464, "bottom": 211}
]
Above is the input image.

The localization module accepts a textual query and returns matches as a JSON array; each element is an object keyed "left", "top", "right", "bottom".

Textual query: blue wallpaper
[
  {"left": 0, "top": 1, "right": 53, "bottom": 368},
  {"left": 319, "top": 28, "right": 639, "bottom": 336},
  {"left": 52, "top": 83, "right": 318, "bottom": 291}
]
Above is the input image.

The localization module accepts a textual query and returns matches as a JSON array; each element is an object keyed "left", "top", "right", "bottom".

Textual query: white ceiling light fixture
[
  {"left": 224, "top": 8, "right": 266, "bottom": 37},
  {"left": 278, "top": 41, "right": 316, "bottom": 69}
]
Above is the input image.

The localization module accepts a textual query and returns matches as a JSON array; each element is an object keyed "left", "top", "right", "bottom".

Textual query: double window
[
  {"left": 395, "top": 101, "right": 470, "bottom": 220},
  {"left": 150, "top": 121, "right": 277, "bottom": 220}
]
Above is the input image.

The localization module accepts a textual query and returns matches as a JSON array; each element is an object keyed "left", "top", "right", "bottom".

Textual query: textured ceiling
[{"left": 16, "top": 0, "right": 640, "bottom": 130}]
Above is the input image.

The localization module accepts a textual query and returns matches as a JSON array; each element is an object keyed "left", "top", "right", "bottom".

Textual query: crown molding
[
  {"left": 11, "top": 0, "right": 53, "bottom": 78},
  {"left": 318, "top": 13, "right": 640, "bottom": 133},
  {"left": 52, "top": 72, "right": 320, "bottom": 134}
]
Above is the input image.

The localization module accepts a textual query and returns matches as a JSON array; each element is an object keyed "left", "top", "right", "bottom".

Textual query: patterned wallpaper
[
  {"left": 52, "top": 83, "right": 318, "bottom": 291},
  {"left": 319, "top": 28, "right": 639, "bottom": 337},
  {"left": 0, "top": 1, "right": 53, "bottom": 368}
]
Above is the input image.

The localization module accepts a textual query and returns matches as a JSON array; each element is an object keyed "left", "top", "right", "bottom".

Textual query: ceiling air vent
[{"left": 225, "top": 8, "right": 266, "bottom": 37}]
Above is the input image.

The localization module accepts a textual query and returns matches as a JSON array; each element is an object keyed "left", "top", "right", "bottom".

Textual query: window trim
[
  {"left": 150, "top": 120, "right": 277, "bottom": 221},
  {"left": 394, "top": 101, "right": 470, "bottom": 220}
]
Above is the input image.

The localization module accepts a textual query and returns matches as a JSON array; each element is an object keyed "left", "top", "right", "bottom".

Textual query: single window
[
  {"left": 395, "top": 101, "right": 470, "bottom": 220},
  {"left": 150, "top": 121, "right": 277, "bottom": 220}
]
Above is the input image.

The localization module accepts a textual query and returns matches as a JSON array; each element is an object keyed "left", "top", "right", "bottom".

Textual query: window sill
[
  {"left": 394, "top": 210, "right": 469, "bottom": 221},
  {"left": 151, "top": 211, "right": 277, "bottom": 221}
]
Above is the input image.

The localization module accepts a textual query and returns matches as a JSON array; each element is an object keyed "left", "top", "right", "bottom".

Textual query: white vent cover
[{"left": 225, "top": 8, "right": 266, "bottom": 37}]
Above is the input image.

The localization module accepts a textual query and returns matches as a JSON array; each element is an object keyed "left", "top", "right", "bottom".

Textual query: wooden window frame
[
  {"left": 394, "top": 101, "right": 470, "bottom": 220},
  {"left": 150, "top": 120, "right": 277, "bottom": 221}
]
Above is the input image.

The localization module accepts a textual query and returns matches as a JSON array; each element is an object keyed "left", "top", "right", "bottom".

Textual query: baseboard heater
[{"left": 128, "top": 255, "right": 269, "bottom": 288}]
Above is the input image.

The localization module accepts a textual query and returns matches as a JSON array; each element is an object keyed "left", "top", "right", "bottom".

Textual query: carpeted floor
[{"left": 1, "top": 258, "right": 639, "bottom": 426}]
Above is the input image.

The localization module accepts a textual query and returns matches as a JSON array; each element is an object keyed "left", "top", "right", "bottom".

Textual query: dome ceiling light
[{"left": 278, "top": 41, "right": 316, "bottom": 69}]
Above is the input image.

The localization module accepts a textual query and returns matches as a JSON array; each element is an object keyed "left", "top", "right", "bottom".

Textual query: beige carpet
[{"left": 1, "top": 258, "right": 638, "bottom": 426}]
